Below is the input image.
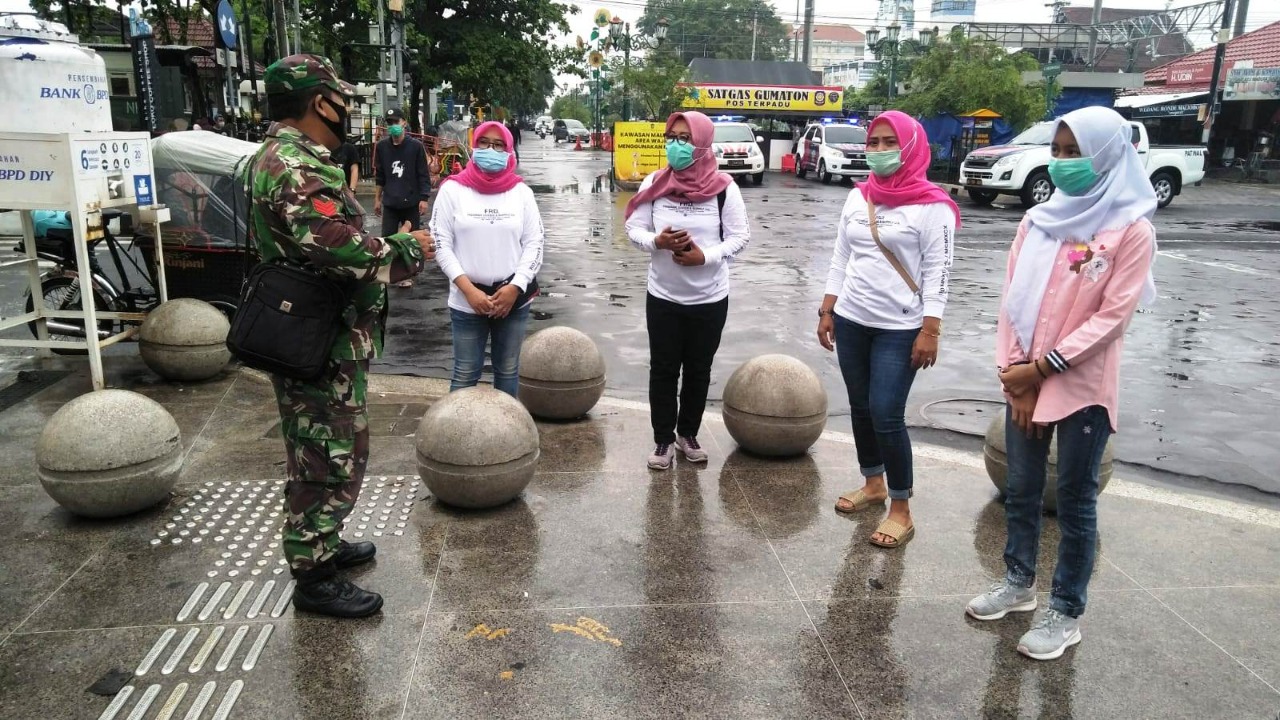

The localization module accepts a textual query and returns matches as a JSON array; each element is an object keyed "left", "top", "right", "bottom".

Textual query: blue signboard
[
  {"left": 216, "top": 0, "right": 237, "bottom": 50},
  {"left": 134, "top": 175, "right": 154, "bottom": 207}
]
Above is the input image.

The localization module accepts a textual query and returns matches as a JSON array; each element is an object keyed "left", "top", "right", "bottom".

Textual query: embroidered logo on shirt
[
  {"left": 312, "top": 198, "right": 338, "bottom": 217},
  {"left": 1067, "top": 243, "right": 1093, "bottom": 273}
]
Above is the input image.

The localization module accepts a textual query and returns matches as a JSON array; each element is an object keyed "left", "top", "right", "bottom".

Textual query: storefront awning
[{"left": 1114, "top": 91, "right": 1207, "bottom": 108}]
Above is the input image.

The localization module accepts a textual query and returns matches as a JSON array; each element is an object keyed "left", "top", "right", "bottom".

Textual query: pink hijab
[
  {"left": 858, "top": 111, "right": 961, "bottom": 227},
  {"left": 442, "top": 121, "right": 524, "bottom": 194},
  {"left": 624, "top": 111, "right": 733, "bottom": 218}
]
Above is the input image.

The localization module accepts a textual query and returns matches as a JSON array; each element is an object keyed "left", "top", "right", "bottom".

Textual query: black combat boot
[
  {"left": 292, "top": 564, "right": 383, "bottom": 618},
  {"left": 333, "top": 540, "right": 377, "bottom": 569}
]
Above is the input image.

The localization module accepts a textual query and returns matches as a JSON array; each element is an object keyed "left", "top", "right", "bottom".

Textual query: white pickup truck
[{"left": 959, "top": 120, "right": 1207, "bottom": 209}]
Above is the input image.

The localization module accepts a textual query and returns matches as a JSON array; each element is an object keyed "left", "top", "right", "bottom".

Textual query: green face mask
[
  {"left": 865, "top": 149, "right": 903, "bottom": 177},
  {"left": 388, "top": 123, "right": 405, "bottom": 138},
  {"left": 666, "top": 140, "right": 695, "bottom": 171},
  {"left": 1048, "top": 157, "right": 1098, "bottom": 196}
]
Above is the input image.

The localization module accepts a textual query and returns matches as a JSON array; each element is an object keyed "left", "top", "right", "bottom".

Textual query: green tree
[
  {"left": 638, "top": 0, "right": 789, "bottom": 65},
  {"left": 619, "top": 52, "right": 689, "bottom": 120},
  {"left": 893, "top": 34, "right": 1051, "bottom": 130},
  {"left": 550, "top": 92, "right": 592, "bottom": 124}
]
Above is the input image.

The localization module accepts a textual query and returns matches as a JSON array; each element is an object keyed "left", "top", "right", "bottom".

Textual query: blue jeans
[
  {"left": 833, "top": 314, "right": 920, "bottom": 500},
  {"left": 1003, "top": 404, "right": 1112, "bottom": 618},
  {"left": 449, "top": 304, "right": 531, "bottom": 397}
]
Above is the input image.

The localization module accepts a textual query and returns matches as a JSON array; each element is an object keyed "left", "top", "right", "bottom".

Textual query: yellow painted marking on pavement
[
  {"left": 499, "top": 670, "right": 515, "bottom": 681},
  {"left": 465, "top": 623, "right": 510, "bottom": 641},
  {"left": 550, "top": 617, "right": 622, "bottom": 647}
]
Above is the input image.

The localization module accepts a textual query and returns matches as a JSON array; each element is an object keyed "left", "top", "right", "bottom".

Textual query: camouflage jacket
[{"left": 247, "top": 123, "right": 425, "bottom": 360}]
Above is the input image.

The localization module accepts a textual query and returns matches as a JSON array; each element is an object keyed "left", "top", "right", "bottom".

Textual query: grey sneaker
[
  {"left": 966, "top": 581, "right": 1038, "bottom": 621},
  {"left": 647, "top": 443, "right": 675, "bottom": 470},
  {"left": 1017, "top": 609, "right": 1082, "bottom": 661},
  {"left": 676, "top": 436, "right": 708, "bottom": 463}
]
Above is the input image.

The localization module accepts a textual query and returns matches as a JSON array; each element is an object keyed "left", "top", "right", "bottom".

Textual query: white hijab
[{"left": 1005, "top": 106, "right": 1158, "bottom": 353}]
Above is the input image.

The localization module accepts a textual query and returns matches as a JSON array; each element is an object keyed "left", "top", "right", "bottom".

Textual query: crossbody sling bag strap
[
  {"left": 226, "top": 163, "right": 352, "bottom": 381},
  {"left": 865, "top": 197, "right": 921, "bottom": 296}
]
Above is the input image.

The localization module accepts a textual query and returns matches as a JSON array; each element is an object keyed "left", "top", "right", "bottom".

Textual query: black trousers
[
  {"left": 381, "top": 204, "right": 420, "bottom": 236},
  {"left": 646, "top": 293, "right": 729, "bottom": 444}
]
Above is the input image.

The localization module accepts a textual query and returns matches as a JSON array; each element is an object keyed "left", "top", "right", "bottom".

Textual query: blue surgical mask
[
  {"left": 1048, "top": 157, "right": 1099, "bottom": 196},
  {"left": 666, "top": 140, "right": 695, "bottom": 171},
  {"left": 865, "top": 149, "right": 903, "bottom": 177},
  {"left": 473, "top": 148, "right": 510, "bottom": 173}
]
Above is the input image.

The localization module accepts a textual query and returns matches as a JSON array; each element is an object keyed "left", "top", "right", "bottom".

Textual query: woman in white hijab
[{"left": 965, "top": 106, "right": 1158, "bottom": 661}]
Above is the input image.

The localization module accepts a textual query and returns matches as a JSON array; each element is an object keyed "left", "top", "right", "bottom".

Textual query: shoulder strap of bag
[
  {"left": 717, "top": 188, "right": 727, "bottom": 241},
  {"left": 865, "top": 197, "right": 921, "bottom": 296}
]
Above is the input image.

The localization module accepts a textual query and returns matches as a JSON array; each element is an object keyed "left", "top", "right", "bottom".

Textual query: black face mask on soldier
[{"left": 319, "top": 96, "right": 348, "bottom": 143}]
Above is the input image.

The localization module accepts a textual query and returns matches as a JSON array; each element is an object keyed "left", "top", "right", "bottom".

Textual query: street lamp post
[
  {"left": 865, "top": 24, "right": 936, "bottom": 100},
  {"left": 607, "top": 16, "right": 669, "bottom": 121}
]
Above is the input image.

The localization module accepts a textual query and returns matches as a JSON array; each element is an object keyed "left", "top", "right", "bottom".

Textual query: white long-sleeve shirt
[
  {"left": 824, "top": 187, "right": 955, "bottom": 330},
  {"left": 430, "top": 181, "right": 545, "bottom": 314},
  {"left": 624, "top": 174, "right": 751, "bottom": 305}
]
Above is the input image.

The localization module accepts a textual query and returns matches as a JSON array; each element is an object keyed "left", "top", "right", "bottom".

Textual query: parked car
[
  {"left": 711, "top": 121, "right": 767, "bottom": 185},
  {"left": 960, "top": 120, "right": 1207, "bottom": 208},
  {"left": 554, "top": 119, "right": 591, "bottom": 144},
  {"left": 794, "top": 121, "right": 869, "bottom": 184}
]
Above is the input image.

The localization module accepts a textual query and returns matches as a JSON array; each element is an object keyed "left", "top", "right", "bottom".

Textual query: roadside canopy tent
[{"left": 679, "top": 58, "right": 845, "bottom": 121}]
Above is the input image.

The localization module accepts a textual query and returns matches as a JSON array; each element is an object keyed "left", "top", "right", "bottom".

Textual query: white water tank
[{"left": 0, "top": 23, "right": 113, "bottom": 134}]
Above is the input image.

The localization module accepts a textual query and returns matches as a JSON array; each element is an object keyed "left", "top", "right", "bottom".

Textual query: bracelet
[
  {"left": 920, "top": 329, "right": 940, "bottom": 338},
  {"left": 1034, "top": 359, "right": 1048, "bottom": 379}
]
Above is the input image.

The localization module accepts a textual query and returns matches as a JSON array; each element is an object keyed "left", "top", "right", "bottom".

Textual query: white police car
[
  {"left": 711, "top": 120, "right": 767, "bottom": 186},
  {"left": 794, "top": 119, "right": 869, "bottom": 184}
]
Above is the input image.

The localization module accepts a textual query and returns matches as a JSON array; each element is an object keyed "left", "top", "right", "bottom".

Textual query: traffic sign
[
  {"left": 1043, "top": 61, "right": 1062, "bottom": 78},
  {"left": 216, "top": 0, "right": 237, "bottom": 50}
]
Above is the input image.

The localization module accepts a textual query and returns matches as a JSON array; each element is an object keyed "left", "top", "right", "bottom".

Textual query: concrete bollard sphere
[
  {"left": 139, "top": 298, "right": 231, "bottom": 382},
  {"left": 983, "top": 415, "right": 1115, "bottom": 514},
  {"left": 723, "top": 354, "right": 828, "bottom": 457},
  {"left": 36, "top": 390, "right": 183, "bottom": 518},
  {"left": 416, "top": 387, "right": 540, "bottom": 509},
  {"left": 518, "top": 327, "right": 606, "bottom": 420}
]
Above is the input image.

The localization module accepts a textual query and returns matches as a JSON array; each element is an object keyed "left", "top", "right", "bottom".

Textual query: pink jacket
[{"left": 997, "top": 217, "right": 1156, "bottom": 431}]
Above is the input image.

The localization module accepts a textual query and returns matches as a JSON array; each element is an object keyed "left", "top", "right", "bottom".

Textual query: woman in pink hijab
[
  {"left": 816, "top": 110, "right": 961, "bottom": 548},
  {"left": 625, "top": 111, "right": 751, "bottom": 471},
  {"left": 430, "top": 121, "right": 544, "bottom": 397}
]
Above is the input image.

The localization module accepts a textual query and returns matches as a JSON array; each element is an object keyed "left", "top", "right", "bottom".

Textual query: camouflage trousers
[{"left": 271, "top": 358, "right": 370, "bottom": 575}]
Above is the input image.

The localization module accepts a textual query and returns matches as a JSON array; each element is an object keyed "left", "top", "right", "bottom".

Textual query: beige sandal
[
  {"left": 870, "top": 518, "right": 915, "bottom": 549},
  {"left": 835, "top": 489, "right": 887, "bottom": 513}
]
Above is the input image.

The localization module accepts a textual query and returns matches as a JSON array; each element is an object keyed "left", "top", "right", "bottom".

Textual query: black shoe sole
[{"left": 291, "top": 594, "right": 384, "bottom": 619}]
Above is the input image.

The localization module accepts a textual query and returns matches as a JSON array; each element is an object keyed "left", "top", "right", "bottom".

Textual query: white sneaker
[
  {"left": 676, "top": 436, "right": 708, "bottom": 463},
  {"left": 647, "top": 443, "right": 675, "bottom": 470}
]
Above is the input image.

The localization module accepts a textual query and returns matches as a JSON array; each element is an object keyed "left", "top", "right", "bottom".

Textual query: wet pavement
[{"left": 0, "top": 355, "right": 1278, "bottom": 718}]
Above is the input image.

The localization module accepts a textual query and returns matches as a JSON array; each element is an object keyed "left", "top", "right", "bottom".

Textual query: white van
[{"left": 711, "top": 121, "right": 767, "bottom": 186}]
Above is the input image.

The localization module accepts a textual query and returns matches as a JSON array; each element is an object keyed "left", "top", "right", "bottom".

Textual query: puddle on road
[{"left": 527, "top": 174, "right": 613, "bottom": 195}]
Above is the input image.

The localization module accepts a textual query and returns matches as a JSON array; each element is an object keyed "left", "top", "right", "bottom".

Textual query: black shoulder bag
[{"left": 226, "top": 166, "right": 351, "bottom": 382}]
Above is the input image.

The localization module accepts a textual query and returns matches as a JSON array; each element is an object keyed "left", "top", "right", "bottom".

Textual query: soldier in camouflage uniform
[{"left": 249, "top": 54, "right": 433, "bottom": 618}]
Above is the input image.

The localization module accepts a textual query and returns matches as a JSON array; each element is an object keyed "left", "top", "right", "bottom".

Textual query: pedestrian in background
[
  {"left": 817, "top": 110, "right": 959, "bottom": 549},
  {"left": 331, "top": 138, "right": 360, "bottom": 191},
  {"left": 625, "top": 110, "right": 751, "bottom": 471},
  {"left": 374, "top": 108, "right": 431, "bottom": 287},
  {"left": 248, "top": 55, "right": 433, "bottom": 618},
  {"left": 507, "top": 117, "right": 522, "bottom": 162},
  {"left": 430, "top": 121, "right": 544, "bottom": 397},
  {"left": 967, "top": 106, "right": 1157, "bottom": 661}
]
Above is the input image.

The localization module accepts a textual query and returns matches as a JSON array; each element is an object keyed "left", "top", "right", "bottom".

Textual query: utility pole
[
  {"left": 751, "top": 11, "right": 758, "bottom": 61},
  {"left": 272, "top": 0, "right": 288, "bottom": 57},
  {"left": 793, "top": 0, "right": 801, "bottom": 61},
  {"left": 802, "top": 0, "right": 815, "bottom": 67},
  {"left": 376, "top": 1, "right": 387, "bottom": 113},
  {"left": 1204, "top": 0, "right": 1235, "bottom": 146},
  {"left": 1088, "top": 0, "right": 1104, "bottom": 67},
  {"left": 1233, "top": 0, "right": 1250, "bottom": 38}
]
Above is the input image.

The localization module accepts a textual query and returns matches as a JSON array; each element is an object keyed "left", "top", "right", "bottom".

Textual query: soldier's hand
[{"left": 409, "top": 229, "right": 435, "bottom": 260}]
